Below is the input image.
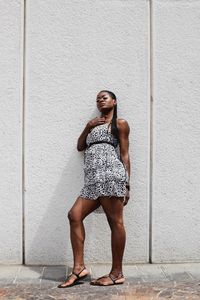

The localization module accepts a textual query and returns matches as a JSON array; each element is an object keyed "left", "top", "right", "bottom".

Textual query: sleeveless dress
[{"left": 79, "top": 122, "right": 129, "bottom": 200}]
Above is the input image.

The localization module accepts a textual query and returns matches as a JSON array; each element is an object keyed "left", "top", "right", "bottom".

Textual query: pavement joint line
[
  {"left": 89, "top": 266, "right": 92, "bottom": 279},
  {"left": 186, "top": 271, "right": 196, "bottom": 280},
  {"left": 188, "top": 271, "right": 198, "bottom": 280},
  {"left": 64, "top": 265, "right": 66, "bottom": 277},
  {"left": 160, "top": 265, "right": 168, "bottom": 279},
  {"left": 159, "top": 266, "right": 168, "bottom": 280},
  {"left": 13, "top": 266, "right": 21, "bottom": 284},
  {"left": 40, "top": 266, "right": 45, "bottom": 283}
]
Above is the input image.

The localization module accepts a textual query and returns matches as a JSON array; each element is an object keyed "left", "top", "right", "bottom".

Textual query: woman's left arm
[
  {"left": 117, "top": 119, "right": 131, "bottom": 182},
  {"left": 118, "top": 119, "right": 131, "bottom": 205}
]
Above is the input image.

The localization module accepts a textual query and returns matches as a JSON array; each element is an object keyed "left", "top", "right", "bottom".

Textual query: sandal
[
  {"left": 57, "top": 266, "right": 88, "bottom": 288},
  {"left": 90, "top": 273, "right": 125, "bottom": 286}
]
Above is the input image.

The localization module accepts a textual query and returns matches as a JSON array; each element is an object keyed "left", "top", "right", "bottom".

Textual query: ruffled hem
[{"left": 79, "top": 180, "right": 126, "bottom": 200}]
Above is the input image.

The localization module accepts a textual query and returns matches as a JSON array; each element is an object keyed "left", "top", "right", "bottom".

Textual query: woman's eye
[{"left": 96, "top": 97, "right": 107, "bottom": 102}]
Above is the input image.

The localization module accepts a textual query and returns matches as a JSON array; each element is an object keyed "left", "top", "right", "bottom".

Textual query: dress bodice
[{"left": 86, "top": 123, "right": 119, "bottom": 148}]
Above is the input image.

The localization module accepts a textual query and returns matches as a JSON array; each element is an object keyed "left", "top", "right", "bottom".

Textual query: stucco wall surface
[
  {"left": 25, "top": 0, "right": 150, "bottom": 264},
  {"left": 152, "top": 0, "right": 200, "bottom": 262},
  {"left": 0, "top": 0, "right": 22, "bottom": 263},
  {"left": 1, "top": 0, "right": 200, "bottom": 265}
]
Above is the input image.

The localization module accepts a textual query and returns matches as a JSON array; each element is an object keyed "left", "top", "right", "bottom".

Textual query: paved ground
[{"left": 0, "top": 263, "right": 200, "bottom": 299}]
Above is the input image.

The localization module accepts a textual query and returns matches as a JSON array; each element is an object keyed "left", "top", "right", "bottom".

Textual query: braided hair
[{"left": 99, "top": 90, "right": 119, "bottom": 141}]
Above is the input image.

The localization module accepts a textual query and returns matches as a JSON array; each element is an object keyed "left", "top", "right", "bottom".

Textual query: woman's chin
[{"left": 99, "top": 107, "right": 111, "bottom": 113}]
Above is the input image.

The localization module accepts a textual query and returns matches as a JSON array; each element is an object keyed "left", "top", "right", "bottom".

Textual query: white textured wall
[
  {"left": 0, "top": 0, "right": 22, "bottom": 263},
  {"left": 1, "top": 0, "right": 199, "bottom": 265},
  {"left": 152, "top": 0, "right": 200, "bottom": 262},
  {"left": 25, "top": 0, "right": 150, "bottom": 264}
]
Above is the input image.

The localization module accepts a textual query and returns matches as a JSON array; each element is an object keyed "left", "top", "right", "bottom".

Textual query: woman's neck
[{"left": 101, "top": 110, "right": 114, "bottom": 123}]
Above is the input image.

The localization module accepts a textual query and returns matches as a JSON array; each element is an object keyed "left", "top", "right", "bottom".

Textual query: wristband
[{"left": 126, "top": 184, "right": 130, "bottom": 191}]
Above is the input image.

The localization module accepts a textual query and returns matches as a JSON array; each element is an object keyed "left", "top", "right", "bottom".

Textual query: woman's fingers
[
  {"left": 123, "top": 192, "right": 130, "bottom": 206},
  {"left": 97, "top": 117, "right": 106, "bottom": 122},
  {"left": 94, "top": 117, "right": 106, "bottom": 126},
  {"left": 123, "top": 199, "right": 128, "bottom": 206},
  {"left": 86, "top": 116, "right": 106, "bottom": 130}
]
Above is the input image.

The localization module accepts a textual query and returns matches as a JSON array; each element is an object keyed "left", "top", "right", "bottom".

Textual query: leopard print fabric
[{"left": 79, "top": 122, "right": 129, "bottom": 200}]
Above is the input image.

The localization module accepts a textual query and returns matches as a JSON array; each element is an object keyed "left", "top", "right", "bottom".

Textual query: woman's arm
[
  {"left": 77, "top": 124, "right": 91, "bottom": 151},
  {"left": 77, "top": 117, "right": 106, "bottom": 151},
  {"left": 117, "top": 119, "right": 131, "bottom": 181},
  {"left": 117, "top": 119, "right": 130, "bottom": 205}
]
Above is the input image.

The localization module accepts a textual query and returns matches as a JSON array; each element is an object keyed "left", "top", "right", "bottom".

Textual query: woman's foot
[
  {"left": 90, "top": 272, "right": 125, "bottom": 286},
  {"left": 57, "top": 266, "right": 89, "bottom": 288}
]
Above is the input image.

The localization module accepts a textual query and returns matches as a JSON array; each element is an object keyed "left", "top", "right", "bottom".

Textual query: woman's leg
[
  {"left": 91, "top": 196, "right": 126, "bottom": 285},
  {"left": 59, "top": 196, "right": 100, "bottom": 287},
  {"left": 68, "top": 197, "right": 100, "bottom": 269}
]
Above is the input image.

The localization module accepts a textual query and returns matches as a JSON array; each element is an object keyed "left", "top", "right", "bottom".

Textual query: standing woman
[{"left": 58, "top": 90, "right": 130, "bottom": 287}]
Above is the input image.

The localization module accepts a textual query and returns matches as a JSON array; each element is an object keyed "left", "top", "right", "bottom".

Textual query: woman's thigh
[
  {"left": 68, "top": 196, "right": 101, "bottom": 221},
  {"left": 98, "top": 196, "right": 124, "bottom": 224}
]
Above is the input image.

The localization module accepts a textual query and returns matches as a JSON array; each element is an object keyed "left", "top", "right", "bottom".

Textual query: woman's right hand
[
  {"left": 87, "top": 117, "right": 106, "bottom": 130},
  {"left": 77, "top": 117, "right": 105, "bottom": 151},
  {"left": 123, "top": 189, "right": 130, "bottom": 206}
]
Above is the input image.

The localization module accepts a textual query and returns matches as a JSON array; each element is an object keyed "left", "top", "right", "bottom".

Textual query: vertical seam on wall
[
  {"left": 22, "top": 0, "right": 26, "bottom": 265},
  {"left": 149, "top": 0, "right": 153, "bottom": 263}
]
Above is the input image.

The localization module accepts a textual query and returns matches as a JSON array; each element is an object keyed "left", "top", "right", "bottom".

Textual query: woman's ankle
[
  {"left": 110, "top": 268, "right": 123, "bottom": 277},
  {"left": 73, "top": 264, "right": 86, "bottom": 271}
]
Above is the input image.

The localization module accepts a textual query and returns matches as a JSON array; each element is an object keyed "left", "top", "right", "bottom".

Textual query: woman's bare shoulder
[{"left": 117, "top": 118, "right": 130, "bottom": 132}]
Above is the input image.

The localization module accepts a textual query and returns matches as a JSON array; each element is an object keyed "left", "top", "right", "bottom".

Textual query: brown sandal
[{"left": 57, "top": 266, "right": 88, "bottom": 288}]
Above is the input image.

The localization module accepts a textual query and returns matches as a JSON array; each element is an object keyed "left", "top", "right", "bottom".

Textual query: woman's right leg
[
  {"left": 59, "top": 196, "right": 100, "bottom": 287},
  {"left": 68, "top": 196, "right": 100, "bottom": 270}
]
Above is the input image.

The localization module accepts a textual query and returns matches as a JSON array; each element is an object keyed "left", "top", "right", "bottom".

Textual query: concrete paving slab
[
  {"left": 165, "top": 271, "right": 193, "bottom": 282},
  {"left": 88, "top": 264, "right": 110, "bottom": 280},
  {"left": 41, "top": 266, "right": 67, "bottom": 283},
  {"left": 122, "top": 265, "right": 143, "bottom": 284},
  {"left": 0, "top": 265, "right": 20, "bottom": 278},
  {"left": 160, "top": 263, "right": 199, "bottom": 281},
  {"left": 0, "top": 265, "right": 21, "bottom": 284},
  {"left": 0, "top": 264, "right": 200, "bottom": 299},
  {"left": 17, "top": 266, "right": 44, "bottom": 278},
  {"left": 182, "top": 263, "right": 200, "bottom": 280},
  {"left": 136, "top": 264, "right": 169, "bottom": 282},
  {"left": 15, "top": 266, "right": 44, "bottom": 284},
  {"left": 160, "top": 262, "right": 200, "bottom": 272}
]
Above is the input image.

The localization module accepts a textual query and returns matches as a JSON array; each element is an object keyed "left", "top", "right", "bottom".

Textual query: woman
[{"left": 58, "top": 90, "right": 130, "bottom": 288}]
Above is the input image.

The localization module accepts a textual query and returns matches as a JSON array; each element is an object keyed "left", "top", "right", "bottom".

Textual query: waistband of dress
[{"left": 87, "top": 141, "right": 116, "bottom": 149}]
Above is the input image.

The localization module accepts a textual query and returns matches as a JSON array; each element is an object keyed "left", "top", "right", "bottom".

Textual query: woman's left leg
[{"left": 91, "top": 196, "right": 126, "bottom": 285}]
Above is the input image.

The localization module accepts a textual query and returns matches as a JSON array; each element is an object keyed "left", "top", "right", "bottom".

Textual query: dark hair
[{"left": 99, "top": 90, "right": 119, "bottom": 141}]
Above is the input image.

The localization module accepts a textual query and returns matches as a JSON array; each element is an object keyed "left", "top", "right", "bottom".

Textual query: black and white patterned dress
[{"left": 79, "top": 122, "right": 129, "bottom": 200}]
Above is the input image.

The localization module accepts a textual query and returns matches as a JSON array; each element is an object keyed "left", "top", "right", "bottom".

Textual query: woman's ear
[{"left": 113, "top": 99, "right": 117, "bottom": 106}]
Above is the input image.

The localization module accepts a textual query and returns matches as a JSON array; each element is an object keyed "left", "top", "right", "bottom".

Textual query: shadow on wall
[{"left": 26, "top": 110, "right": 110, "bottom": 266}]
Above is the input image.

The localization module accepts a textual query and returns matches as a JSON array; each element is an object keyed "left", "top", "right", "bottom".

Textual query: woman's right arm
[
  {"left": 77, "top": 117, "right": 106, "bottom": 151},
  {"left": 77, "top": 124, "right": 91, "bottom": 151}
]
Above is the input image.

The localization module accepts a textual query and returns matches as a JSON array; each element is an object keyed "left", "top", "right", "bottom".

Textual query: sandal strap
[
  {"left": 72, "top": 266, "right": 86, "bottom": 279},
  {"left": 109, "top": 274, "right": 116, "bottom": 284},
  {"left": 109, "top": 273, "right": 124, "bottom": 284},
  {"left": 91, "top": 274, "right": 110, "bottom": 284},
  {"left": 96, "top": 274, "right": 110, "bottom": 280}
]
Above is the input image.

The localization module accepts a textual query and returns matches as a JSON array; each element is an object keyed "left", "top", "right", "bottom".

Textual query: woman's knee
[
  {"left": 107, "top": 215, "right": 124, "bottom": 230},
  {"left": 67, "top": 209, "right": 82, "bottom": 223}
]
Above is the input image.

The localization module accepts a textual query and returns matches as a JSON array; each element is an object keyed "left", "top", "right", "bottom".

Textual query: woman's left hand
[{"left": 123, "top": 189, "right": 130, "bottom": 206}]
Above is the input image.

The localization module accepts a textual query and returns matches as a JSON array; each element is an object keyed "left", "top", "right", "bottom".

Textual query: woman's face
[{"left": 96, "top": 92, "right": 116, "bottom": 112}]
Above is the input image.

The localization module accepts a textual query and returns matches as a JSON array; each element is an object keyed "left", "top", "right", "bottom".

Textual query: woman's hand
[
  {"left": 123, "top": 188, "right": 130, "bottom": 206},
  {"left": 77, "top": 117, "right": 106, "bottom": 151},
  {"left": 87, "top": 117, "right": 106, "bottom": 130}
]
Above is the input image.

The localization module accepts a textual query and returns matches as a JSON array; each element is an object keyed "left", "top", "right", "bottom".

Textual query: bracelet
[{"left": 126, "top": 184, "right": 130, "bottom": 191}]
